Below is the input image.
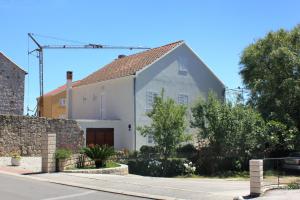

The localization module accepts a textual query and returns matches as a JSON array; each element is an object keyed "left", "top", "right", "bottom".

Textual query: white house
[{"left": 60, "top": 41, "right": 225, "bottom": 150}]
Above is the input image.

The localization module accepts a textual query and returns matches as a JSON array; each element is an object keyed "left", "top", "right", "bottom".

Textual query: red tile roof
[
  {"left": 44, "top": 40, "right": 183, "bottom": 96},
  {"left": 44, "top": 80, "right": 81, "bottom": 96},
  {"left": 76, "top": 40, "right": 183, "bottom": 87}
]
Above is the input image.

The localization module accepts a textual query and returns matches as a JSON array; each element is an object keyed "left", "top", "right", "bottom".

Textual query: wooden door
[{"left": 86, "top": 128, "right": 114, "bottom": 147}]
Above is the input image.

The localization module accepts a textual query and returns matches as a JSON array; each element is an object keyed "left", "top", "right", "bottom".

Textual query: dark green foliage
[
  {"left": 240, "top": 25, "right": 300, "bottom": 150},
  {"left": 191, "top": 93, "right": 267, "bottom": 173},
  {"left": 55, "top": 148, "right": 72, "bottom": 160},
  {"left": 176, "top": 143, "right": 197, "bottom": 158},
  {"left": 82, "top": 145, "right": 115, "bottom": 168},
  {"left": 139, "top": 145, "right": 159, "bottom": 157},
  {"left": 128, "top": 158, "right": 186, "bottom": 177}
]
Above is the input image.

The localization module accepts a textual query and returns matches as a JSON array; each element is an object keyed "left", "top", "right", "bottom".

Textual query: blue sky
[{"left": 0, "top": 0, "right": 299, "bottom": 114}]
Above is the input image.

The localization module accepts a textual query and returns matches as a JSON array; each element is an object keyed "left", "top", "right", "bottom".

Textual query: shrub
[
  {"left": 55, "top": 148, "right": 72, "bottom": 160},
  {"left": 184, "top": 161, "right": 196, "bottom": 176},
  {"left": 128, "top": 158, "right": 186, "bottom": 177},
  {"left": 139, "top": 145, "right": 159, "bottom": 158},
  {"left": 287, "top": 182, "right": 300, "bottom": 190},
  {"left": 82, "top": 145, "right": 115, "bottom": 168},
  {"left": 176, "top": 144, "right": 197, "bottom": 158}
]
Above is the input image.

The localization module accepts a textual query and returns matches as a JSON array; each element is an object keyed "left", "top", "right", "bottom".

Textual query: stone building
[{"left": 0, "top": 52, "right": 27, "bottom": 115}]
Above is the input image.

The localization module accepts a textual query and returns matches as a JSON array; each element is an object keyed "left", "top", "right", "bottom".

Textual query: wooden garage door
[{"left": 86, "top": 128, "right": 114, "bottom": 147}]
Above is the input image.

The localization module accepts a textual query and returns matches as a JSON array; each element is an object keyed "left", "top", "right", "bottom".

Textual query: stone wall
[
  {"left": 0, "top": 53, "right": 26, "bottom": 115},
  {"left": 0, "top": 115, "right": 84, "bottom": 156}
]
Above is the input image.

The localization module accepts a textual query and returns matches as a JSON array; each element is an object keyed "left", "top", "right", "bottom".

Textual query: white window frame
[
  {"left": 58, "top": 114, "right": 66, "bottom": 119},
  {"left": 146, "top": 91, "right": 158, "bottom": 112},
  {"left": 148, "top": 135, "right": 154, "bottom": 144},
  {"left": 59, "top": 98, "right": 66, "bottom": 107},
  {"left": 178, "top": 56, "right": 188, "bottom": 73},
  {"left": 178, "top": 94, "right": 188, "bottom": 105}
]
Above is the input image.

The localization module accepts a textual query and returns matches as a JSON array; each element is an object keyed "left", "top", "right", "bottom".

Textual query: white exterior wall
[
  {"left": 71, "top": 76, "right": 135, "bottom": 150},
  {"left": 135, "top": 43, "right": 225, "bottom": 149}
]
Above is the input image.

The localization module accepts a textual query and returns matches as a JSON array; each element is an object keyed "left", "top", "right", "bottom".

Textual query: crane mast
[{"left": 28, "top": 33, "right": 150, "bottom": 116}]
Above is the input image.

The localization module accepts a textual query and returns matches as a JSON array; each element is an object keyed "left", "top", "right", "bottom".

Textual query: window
[
  {"left": 82, "top": 96, "right": 87, "bottom": 103},
  {"left": 178, "top": 94, "right": 188, "bottom": 105},
  {"left": 148, "top": 135, "right": 154, "bottom": 144},
  {"left": 178, "top": 56, "right": 188, "bottom": 74},
  {"left": 59, "top": 98, "right": 66, "bottom": 107},
  {"left": 146, "top": 91, "right": 158, "bottom": 111},
  {"left": 58, "top": 114, "right": 66, "bottom": 119}
]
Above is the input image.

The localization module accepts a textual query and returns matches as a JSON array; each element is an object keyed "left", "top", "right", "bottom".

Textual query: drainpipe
[
  {"left": 133, "top": 76, "right": 137, "bottom": 151},
  {"left": 66, "top": 71, "right": 73, "bottom": 119}
]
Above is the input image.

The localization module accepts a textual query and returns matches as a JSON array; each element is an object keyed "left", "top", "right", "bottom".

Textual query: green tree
[
  {"left": 191, "top": 92, "right": 267, "bottom": 171},
  {"left": 138, "top": 90, "right": 188, "bottom": 159},
  {"left": 239, "top": 25, "right": 300, "bottom": 146}
]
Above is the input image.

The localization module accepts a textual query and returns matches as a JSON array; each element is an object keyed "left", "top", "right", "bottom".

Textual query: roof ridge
[
  {"left": 77, "top": 40, "right": 184, "bottom": 85},
  {"left": 121, "top": 40, "right": 184, "bottom": 58}
]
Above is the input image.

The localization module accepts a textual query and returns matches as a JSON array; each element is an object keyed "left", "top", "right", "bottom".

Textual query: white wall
[
  {"left": 71, "top": 76, "right": 135, "bottom": 150},
  {"left": 135, "top": 43, "right": 225, "bottom": 149}
]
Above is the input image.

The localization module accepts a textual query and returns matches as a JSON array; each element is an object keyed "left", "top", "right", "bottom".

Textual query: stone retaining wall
[
  {"left": 57, "top": 154, "right": 95, "bottom": 171},
  {"left": 64, "top": 164, "right": 128, "bottom": 175},
  {"left": 0, "top": 115, "right": 84, "bottom": 156}
]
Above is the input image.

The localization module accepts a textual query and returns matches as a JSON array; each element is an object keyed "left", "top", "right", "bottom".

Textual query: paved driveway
[
  {"left": 31, "top": 173, "right": 250, "bottom": 200},
  {"left": 0, "top": 173, "right": 145, "bottom": 200}
]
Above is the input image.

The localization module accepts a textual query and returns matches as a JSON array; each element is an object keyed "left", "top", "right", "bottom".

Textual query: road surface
[{"left": 0, "top": 173, "right": 146, "bottom": 200}]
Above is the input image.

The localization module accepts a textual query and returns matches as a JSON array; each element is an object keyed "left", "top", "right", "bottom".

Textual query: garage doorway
[{"left": 86, "top": 128, "right": 114, "bottom": 147}]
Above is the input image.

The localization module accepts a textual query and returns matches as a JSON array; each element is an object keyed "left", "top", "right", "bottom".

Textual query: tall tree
[
  {"left": 138, "top": 90, "right": 188, "bottom": 159},
  {"left": 191, "top": 92, "right": 267, "bottom": 170},
  {"left": 240, "top": 25, "right": 300, "bottom": 140}
]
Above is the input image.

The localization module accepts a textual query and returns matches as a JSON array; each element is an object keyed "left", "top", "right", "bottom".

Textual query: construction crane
[{"left": 28, "top": 33, "right": 150, "bottom": 116}]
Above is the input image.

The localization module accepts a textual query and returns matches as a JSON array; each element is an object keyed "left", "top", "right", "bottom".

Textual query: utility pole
[{"left": 28, "top": 33, "right": 150, "bottom": 116}]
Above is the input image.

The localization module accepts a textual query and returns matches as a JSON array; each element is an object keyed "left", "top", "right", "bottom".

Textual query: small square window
[
  {"left": 148, "top": 135, "right": 154, "bottom": 143},
  {"left": 59, "top": 98, "right": 66, "bottom": 107},
  {"left": 58, "top": 114, "right": 66, "bottom": 119},
  {"left": 178, "top": 94, "right": 188, "bottom": 105}
]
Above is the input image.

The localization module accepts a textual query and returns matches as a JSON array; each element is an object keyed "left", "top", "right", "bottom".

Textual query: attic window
[{"left": 178, "top": 56, "right": 188, "bottom": 74}]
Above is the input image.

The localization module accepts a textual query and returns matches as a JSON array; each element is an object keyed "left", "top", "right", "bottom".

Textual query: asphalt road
[{"left": 0, "top": 173, "right": 147, "bottom": 200}]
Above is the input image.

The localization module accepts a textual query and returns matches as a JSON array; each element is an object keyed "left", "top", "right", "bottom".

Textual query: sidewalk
[
  {"left": 257, "top": 189, "right": 300, "bottom": 200},
  {"left": 30, "top": 173, "right": 250, "bottom": 200},
  {"left": 0, "top": 157, "right": 41, "bottom": 174}
]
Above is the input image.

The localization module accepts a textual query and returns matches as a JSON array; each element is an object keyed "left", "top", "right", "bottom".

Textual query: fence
[{"left": 263, "top": 158, "right": 300, "bottom": 188}]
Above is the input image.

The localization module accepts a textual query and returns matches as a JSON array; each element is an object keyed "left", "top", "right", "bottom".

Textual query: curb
[{"left": 0, "top": 170, "right": 184, "bottom": 200}]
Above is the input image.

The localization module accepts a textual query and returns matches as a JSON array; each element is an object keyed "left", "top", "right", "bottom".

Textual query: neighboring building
[
  {"left": 40, "top": 41, "right": 225, "bottom": 150},
  {"left": 0, "top": 52, "right": 27, "bottom": 115},
  {"left": 39, "top": 81, "right": 81, "bottom": 119}
]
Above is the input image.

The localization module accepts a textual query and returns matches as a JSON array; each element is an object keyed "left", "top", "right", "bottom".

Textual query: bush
[
  {"left": 176, "top": 144, "right": 197, "bottom": 158},
  {"left": 82, "top": 145, "right": 115, "bottom": 168},
  {"left": 128, "top": 158, "right": 186, "bottom": 177},
  {"left": 55, "top": 148, "right": 72, "bottom": 160},
  {"left": 287, "top": 182, "right": 300, "bottom": 190},
  {"left": 139, "top": 145, "right": 159, "bottom": 158}
]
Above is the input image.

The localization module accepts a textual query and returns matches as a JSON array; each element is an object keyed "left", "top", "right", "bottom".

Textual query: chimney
[
  {"left": 118, "top": 54, "right": 126, "bottom": 59},
  {"left": 66, "top": 71, "right": 73, "bottom": 119}
]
